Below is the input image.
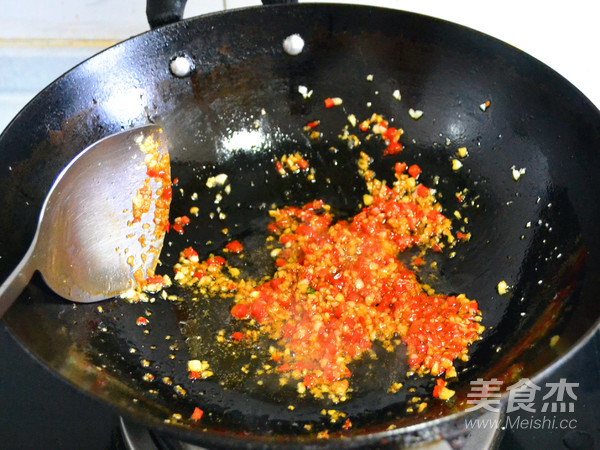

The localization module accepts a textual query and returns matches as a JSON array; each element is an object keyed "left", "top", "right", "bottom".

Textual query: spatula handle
[{"left": 0, "top": 241, "right": 37, "bottom": 318}]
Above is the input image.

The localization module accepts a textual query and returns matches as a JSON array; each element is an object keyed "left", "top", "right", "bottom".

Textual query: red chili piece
[
  {"left": 230, "top": 303, "right": 250, "bottom": 319},
  {"left": 231, "top": 331, "right": 244, "bottom": 341},
  {"left": 206, "top": 256, "right": 226, "bottom": 266},
  {"left": 191, "top": 407, "right": 204, "bottom": 421},
  {"left": 225, "top": 240, "right": 244, "bottom": 254},
  {"left": 416, "top": 184, "right": 430, "bottom": 197},
  {"left": 184, "top": 247, "right": 198, "bottom": 260},
  {"left": 408, "top": 164, "right": 422, "bottom": 178}
]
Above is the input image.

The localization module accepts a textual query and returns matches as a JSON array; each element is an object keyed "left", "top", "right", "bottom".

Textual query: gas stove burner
[
  {"left": 119, "top": 410, "right": 504, "bottom": 450},
  {"left": 120, "top": 417, "right": 208, "bottom": 450}
]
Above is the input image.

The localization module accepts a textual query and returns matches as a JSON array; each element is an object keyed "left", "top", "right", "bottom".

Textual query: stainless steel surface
[{"left": 0, "top": 125, "right": 166, "bottom": 316}]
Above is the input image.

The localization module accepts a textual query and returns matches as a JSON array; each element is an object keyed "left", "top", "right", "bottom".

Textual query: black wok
[{"left": 1, "top": 3, "right": 599, "bottom": 448}]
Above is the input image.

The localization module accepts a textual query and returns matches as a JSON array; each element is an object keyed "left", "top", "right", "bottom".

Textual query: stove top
[{"left": 1, "top": 322, "right": 598, "bottom": 449}]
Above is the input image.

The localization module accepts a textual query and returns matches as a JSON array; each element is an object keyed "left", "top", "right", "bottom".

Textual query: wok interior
[{"left": 0, "top": 4, "right": 599, "bottom": 445}]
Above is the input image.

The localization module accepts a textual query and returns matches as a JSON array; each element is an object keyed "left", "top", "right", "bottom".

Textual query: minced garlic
[
  {"left": 457, "top": 147, "right": 468, "bottom": 158},
  {"left": 497, "top": 280, "right": 509, "bottom": 295},
  {"left": 408, "top": 108, "right": 423, "bottom": 120},
  {"left": 452, "top": 159, "right": 463, "bottom": 171}
]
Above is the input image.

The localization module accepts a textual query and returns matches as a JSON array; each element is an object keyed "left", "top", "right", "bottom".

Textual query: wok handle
[
  {"left": 145, "top": 0, "right": 298, "bottom": 29},
  {"left": 0, "top": 241, "right": 37, "bottom": 318},
  {"left": 146, "top": 0, "right": 188, "bottom": 29}
]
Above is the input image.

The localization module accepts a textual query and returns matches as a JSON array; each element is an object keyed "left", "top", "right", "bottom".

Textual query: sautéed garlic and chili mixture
[{"left": 127, "top": 89, "right": 488, "bottom": 420}]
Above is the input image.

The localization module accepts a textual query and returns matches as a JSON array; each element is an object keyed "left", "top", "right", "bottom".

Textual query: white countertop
[{"left": 0, "top": 0, "right": 598, "bottom": 132}]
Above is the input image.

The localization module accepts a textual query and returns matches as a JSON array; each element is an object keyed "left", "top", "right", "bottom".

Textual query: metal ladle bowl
[{"left": 0, "top": 124, "right": 167, "bottom": 317}]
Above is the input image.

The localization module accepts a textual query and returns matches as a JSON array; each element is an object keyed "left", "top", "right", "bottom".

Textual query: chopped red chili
[
  {"left": 416, "top": 184, "right": 430, "bottom": 197},
  {"left": 275, "top": 258, "right": 287, "bottom": 267},
  {"left": 184, "top": 247, "right": 198, "bottom": 260},
  {"left": 221, "top": 166, "right": 481, "bottom": 401},
  {"left": 206, "top": 256, "right": 226, "bottom": 266},
  {"left": 225, "top": 240, "right": 244, "bottom": 254},
  {"left": 176, "top": 216, "right": 190, "bottom": 225},
  {"left": 408, "top": 164, "right": 422, "bottom": 178},
  {"left": 432, "top": 378, "right": 446, "bottom": 398},
  {"left": 231, "top": 331, "right": 244, "bottom": 341},
  {"left": 145, "top": 275, "right": 165, "bottom": 285},
  {"left": 394, "top": 162, "right": 407, "bottom": 174},
  {"left": 230, "top": 303, "right": 250, "bottom": 319},
  {"left": 297, "top": 158, "right": 309, "bottom": 170},
  {"left": 171, "top": 113, "right": 481, "bottom": 403},
  {"left": 191, "top": 407, "right": 204, "bottom": 421},
  {"left": 383, "top": 141, "right": 403, "bottom": 156}
]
